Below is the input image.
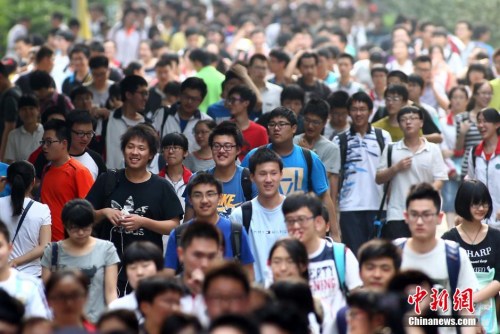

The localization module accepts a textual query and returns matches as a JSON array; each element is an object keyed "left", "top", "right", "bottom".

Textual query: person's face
[
  {"left": 189, "top": 183, "right": 221, "bottom": 219},
  {"left": 141, "top": 291, "right": 181, "bottom": 326},
  {"left": 0, "top": 322, "right": 19, "bottom": 334},
  {"left": 468, "top": 70, "right": 485, "bottom": 86},
  {"left": 123, "top": 136, "right": 153, "bottom": 170},
  {"left": 385, "top": 94, "right": 405, "bottom": 115},
  {"left": 47, "top": 276, "right": 87, "bottom": 321},
  {"left": 317, "top": 56, "right": 329, "bottom": 74},
  {"left": 39, "top": 55, "right": 55, "bottom": 73},
  {"left": 268, "top": 56, "right": 283, "bottom": 74},
  {"left": 91, "top": 66, "right": 109, "bottom": 87},
  {"left": 404, "top": 199, "right": 442, "bottom": 242},
  {"left": 392, "top": 41, "right": 409, "bottom": 60},
  {"left": 41, "top": 129, "right": 67, "bottom": 162},
  {"left": 494, "top": 55, "right": 500, "bottom": 75},
  {"left": 251, "top": 32, "right": 266, "bottom": 47},
  {"left": 422, "top": 25, "right": 435, "bottom": 42},
  {"left": 251, "top": 162, "right": 282, "bottom": 198},
  {"left": 178, "top": 237, "right": 220, "bottom": 276},
  {"left": 469, "top": 202, "right": 490, "bottom": 222},
  {"left": 455, "top": 23, "right": 472, "bottom": 41},
  {"left": 430, "top": 47, "right": 444, "bottom": 63},
  {"left": 71, "top": 52, "right": 89, "bottom": 73},
  {"left": 139, "top": 43, "right": 152, "bottom": 61},
  {"left": 330, "top": 107, "right": 349, "bottom": 128},
  {"left": 73, "top": 93, "right": 93, "bottom": 110},
  {"left": 104, "top": 41, "right": 116, "bottom": 59},
  {"left": 126, "top": 85, "right": 149, "bottom": 111},
  {"left": 248, "top": 59, "right": 268, "bottom": 83},
  {"left": 303, "top": 113, "right": 326, "bottom": 139},
  {"left": 346, "top": 307, "right": 374, "bottom": 334},
  {"left": 475, "top": 83, "right": 493, "bottom": 108},
  {"left": 285, "top": 206, "right": 320, "bottom": 245},
  {"left": 298, "top": 57, "right": 317, "bottom": 81},
  {"left": 162, "top": 144, "right": 188, "bottom": 167},
  {"left": 414, "top": 61, "right": 432, "bottom": 83},
  {"left": 0, "top": 234, "right": 12, "bottom": 270},
  {"left": 225, "top": 93, "right": 249, "bottom": 116},
  {"left": 15, "top": 41, "right": 30, "bottom": 59},
  {"left": 66, "top": 225, "right": 92, "bottom": 245},
  {"left": 71, "top": 122, "right": 94, "bottom": 152},
  {"left": 399, "top": 112, "right": 423, "bottom": 136},
  {"left": 260, "top": 324, "right": 290, "bottom": 334},
  {"left": 180, "top": 88, "right": 203, "bottom": 115},
  {"left": 282, "top": 99, "right": 303, "bottom": 116},
  {"left": 360, "top": 257, "right": 397, "bottom": 292},
  {"left": 222, "top": 78, "right": 242, "bottom": 99},
  {"left": 211, "top": 134, "right": 240, "bottom": 168},
  {"left": 187, "top": 34, "right": 200, "bottom": 49},
  {"left": 156, "top": 65, "right": 171, "bottom": 86},
  {"left": 449, "top": 89, "right": 468, "bottom": 112},
  {"left": 267, "top": 116, "right": 296, "bottom": 146},
  {"left": 407, "top": 82, "right": 423, "bottom": 101},
  {"left": 34, "top": 87, "right": 53, "bottom": 101},
  {"left": 211, "top": 327, "right": 246, "bottom": 334},
  {"left": 371, "top": 71, "right": 387, "bottom": 90},
  {"left": 193, "top": 123, "right": 211, "bottom": 148},
  {"left": 392, "top": 28, "right": 410, "bottom": 44},
  {"left": 477, "top": 113, "right": 500, "bottom": 140},
  {"left": 126, "top": 260, "right": 158, "bottom": 290},
  {"left": 386, "top": 76, "right": 404, "bottom": 87},
  {"left": 349, "top": 101, "right": 370, "bottom": 129},
  {"left": 431, "top": 35, "right": 447, "bottom": 48},
  {"left": 19, "top": 105, "right": 39, "bottom": 125},
  {"left": 204, "top": 277, "right": 249, "bottom": 320},
  {"left": 270, "top": 245, "right": 302, "bottom": 281},
  {"left": 337, "top": 57, "right": 353, "bottom": 77},
  {"left": 98, "top": 316, "right": 132, "bottom": 334}
]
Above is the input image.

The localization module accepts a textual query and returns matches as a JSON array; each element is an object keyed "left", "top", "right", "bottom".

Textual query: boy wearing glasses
[
  {"left": 282, "top": 192, "right": 362, "bottom": 334},
  {"left": 376, "top": 106, "right": 448, "bottom": 240}
]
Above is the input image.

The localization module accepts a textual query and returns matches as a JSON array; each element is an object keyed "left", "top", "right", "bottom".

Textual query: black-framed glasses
[
  {"left": 267, "top": 122, "right": 292, "bottom": 129},
  {"left": 303, "top": 117, "right": 323, "bottom": 127},
  {"left": 39, "top": 139, "right": 62, "bottom": 147},
  {"left": 181, "top": 94, "right": 202, "bottom": 103},
  {"left": 134, "top": 90, "right": 149, "bottom": 97},
  {"left": 284, "top": 216, "right": 315, "bottom": 226},
  {"left": 72, "top": 130, "right": 95, "bottom": 138},
  {"left": 163, "top": 145, "right": 184, "bottom": 152},
  {"left": 212, "top": 143, "right": 237, "bottom": 151},
  {"left": 226, "top": 97, "right": 243, "bottom": 105}
]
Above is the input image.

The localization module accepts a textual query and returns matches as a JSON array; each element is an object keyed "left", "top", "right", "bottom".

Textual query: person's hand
[
  {"left": 496, "top": 210, "right": 500, "bottom": 222},
  {"left": 460, "top": 120, "right": 471, "bottom": 135},
  {"left": 9, "top": 259, "right": 17, "bottom": 268},
  {"left": 187, "top": 268, "right": 205, "bottom": 294},
  {"left": 0, "top": 176, "right": 6, "bottom": 194},
  {"left": 104, "top": 208, "right": 123, "bottom": 227},
  {"left": 119, "top": 214, "right": 144, "bottom": 231},
  {"left": 230, "top": 64, "right": 248, "bottom": 78},
  {"left": 395, "top": 157, "right": 412, "bottom": 172},
  {"left": 298, "top": 137, "right": 313, "bottom": 150}
]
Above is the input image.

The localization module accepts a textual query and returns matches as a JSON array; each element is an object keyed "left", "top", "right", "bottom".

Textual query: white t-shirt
[
  {"left": 308, "top": 239, "right": 362, "bottom": 334},
  {"left": 0, "top": 268, "right": 50, "bottom": 318},
  {"left": 230, "top": 197, "right": 288, "bottom": 284},
  {"left": 0, "top": 197, "right": 51, "bottom": 277},
  {"left": 181, "top": 293, "right": 209, "bottom": 327},
  {"left": 108, "top": 292, "right": 142, "bottom": 323},
  {"left": 261, "top": 82, "right": 283, "bottom": 114},
  {"left": 378, "top": 138, "right": 448, "bottom": 221}
]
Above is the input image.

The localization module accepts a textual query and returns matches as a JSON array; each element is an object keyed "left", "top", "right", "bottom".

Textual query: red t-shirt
[{"left": 239, "top": 121, "right": 269, "bottom": 161}]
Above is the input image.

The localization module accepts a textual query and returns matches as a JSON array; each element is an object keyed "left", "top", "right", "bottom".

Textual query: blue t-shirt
[
  {"left": 0, "top": 162, "right": 11, "bottom": 197},
  {"left": 242, "top": 144, "right": 329, "bottom": 196},
  {"left": 185, "top": 165, "right": 258, "bottom": 218},
  {"left": 207, "top": 100, "right": 231, "bottom": 124},
  {"left": 164, "top": 217, "right": 255, "bottom": 270}
]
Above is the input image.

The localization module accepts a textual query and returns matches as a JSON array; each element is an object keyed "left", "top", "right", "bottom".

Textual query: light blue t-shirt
[
  {"left": 241, "top": 144, "right": 329, "bottom": 196},
  {"left": 164, "top": 217, "right": 255, "bottom": 270},
  {"left": 0, "top": 162, "right": 11, "bottom": 197}
]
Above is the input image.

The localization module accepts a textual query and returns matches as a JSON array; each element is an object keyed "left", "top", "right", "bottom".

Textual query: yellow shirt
[
  {"left": 489, "top": 78, "right": 500, "bottom": 111},
  {"left": 372, "top": 116, "right": 422, "bottom": 142}
]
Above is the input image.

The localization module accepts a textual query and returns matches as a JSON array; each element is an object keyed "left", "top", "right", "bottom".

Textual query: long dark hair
[
  {"left": 7, "top": 161, "right": 35, "bottom": 216},
  {"left": 268, "top": 238, "right": 309, "bottom": 281}
]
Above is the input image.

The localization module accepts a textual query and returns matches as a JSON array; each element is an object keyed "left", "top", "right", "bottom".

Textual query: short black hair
[
  {"left": 155, "top": 57, "right": 172, "bottom": 69},
  {"left": 414, "top": 55, "right": 432, "bottom": 66},
  {"left": 208, "top": 121, "right": 244, "bottom": 148},
  {"left": 0, "top": 288, "right": 25, "bottom": 325},
  {"left": 136, "top": 275, "right": 183, "bottom": 306},
  {"left": 66, "top": 109, "right": 94, "bottom": 129},
  {"left": 180, "top": 77, "right": 208, "bottom": 99},
  {"left": 43, "top": 118, "right": 70, "bottom": 148},
  {"left": 69, "top": 43, "right": 91, "bottom": 59},
  {"left": 120, "top": 75, "right": 148, "bottom": 101},
  {"left": 327, "top": 91, "right": 350, "bottom": 110},
  {"left": 186, "top": 172, "right": 223, "bottom": 198},
  {"left": 282, "top": 191, "right": 322, "bottom": 217},
  {"left": 268, "top": 106, "right": 298, "bottom": 126},
  {"left": 188, "top": 48, "right": 211, "bottom": 67},
  {"left": 227, "top": 85, "right": 257, "bottom": 113},
  {"left": 347, "top": 91, "right": 374, "bottom": 111},
  {"left": 45, "top": 269, "right": 90, "bottom": 297},
  {"left": 338, "top": 52, "right": 355, "bottom": 65},
  {"left": 249, "top": 147, "right": 283, "bottom": 174},
  {"left": 208, "top": 314, "right": 259, "bottom": 334},
  {"left": 297, "top": 52, "right": 319, "bottom": 68},
  {"left": 29, "top": 70, "right": 54, "bottom": 91},
  {"left": 384, "top": 84, "right": 409, "bottom": 101},
  {"left": 455, "top": 180, "right": 493, "bottom": 221},
  {"left": 179, "top": 220, "right": 222, "bottom": 250},
  {"left": 302, "top": 98, "right": 329, "bottom": 121},
  {"left": 123, "top": 241, "right": 164, "bottom": 271},
  {"left": 280, "top": 84, "right": 305, "bottom": 105},
  {"left": 18, "top": 94, "right": 39, "bottom": 109},
  {"left": 254, "top": 303, "right": 309, "bottom": 334},
  {"left": 371, "top": 65, "right": 389, "bottom": 76},
  {"left": 96, "top": 309, "right": 139, "bottom": 334},
  {"left": 161, "top": 313, "right": 203, "bottom": 334},
  {"left": 269, "top": 49, "right": 290, "bottom": 66},
  {"left": 163, "top": 81, "right": 181, "bottom": 98},
  {"left": 89, "top": 55, "right": 109, "bottom": 69},
  {"left": 61, "top": 199, "right": 95, "bottom": 229},
  {"left": 88, "top": 40, "right": 105, "bottom": 53},
  {"left": 387, "top": 70, "right": 408, "bottom": 84},
  {"left": 347, "top": 290, "right": 386, "bottom": 319},
  {"left": 161, "top": 132, "right": 189, "bottom": 151},
  {"left": 120, "top": 123, "right": 159, "bottom": 159},
  {"left": 269, "top": 282, "right": 317, "bottom": 326},
  {"left": 249, "top": 53, "right": 268, "bottom": 67},
  {"left": 405, "top": 183, "right": 441, "bottom": 213},
  {"left": 408, "top": 74, "right": 424, "bottom": 89},
  {"left": 41, "top": 106, "right": 66, "bottom": 124},
  {"left": 358, "top": 239, "right": 402, "bottom": 270},
  {"left": 397, "top": 106, "right": 423, "bottom": 123},
  {"left": 35, "top": 45, "right": 54, "bottom": 64},
  {"left": 203, "top": 262, "right": 251, "bottom": 296},
  {"left": 70, "top": 85, "right": 93, "bottom": 102}
]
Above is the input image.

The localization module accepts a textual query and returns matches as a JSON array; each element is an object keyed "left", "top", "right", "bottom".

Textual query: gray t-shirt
[
  {"left": 41, "top": 239, "right": 120, "bottom": 323},
  {"left": 293, "top": 134, "right": 341, "bottom": 174},
  {"left": 184, "top": 152, "right": 216, "bottom": 173}
]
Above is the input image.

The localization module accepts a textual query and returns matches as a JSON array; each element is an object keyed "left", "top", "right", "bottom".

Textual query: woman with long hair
[
  {"left": 184, "top": 119, "right": 217, "bottom": 172},
  {"left": 0, "top": 161, "right": 51, "bottom": 276},
  {"left": 268, "top": 237, "right": 309, "bottom": 283}
]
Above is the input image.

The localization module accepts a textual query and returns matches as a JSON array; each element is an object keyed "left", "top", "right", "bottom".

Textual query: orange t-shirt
[{"left": 41, "top": 158, "right": 95, "bottom": 241}]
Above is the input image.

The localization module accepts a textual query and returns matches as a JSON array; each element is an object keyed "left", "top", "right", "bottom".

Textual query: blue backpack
[{"left": 332, "top": 241, "right": 348, "bottom": 296}]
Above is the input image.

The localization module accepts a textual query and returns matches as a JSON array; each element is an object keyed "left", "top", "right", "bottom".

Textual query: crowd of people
[{"left": 0, "top": 0, "right": 499, "bottom": 333}]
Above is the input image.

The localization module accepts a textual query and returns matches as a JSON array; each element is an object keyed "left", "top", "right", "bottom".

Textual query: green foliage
[{"left": 377, "top": 0, "right": 499, "bottom": 46}]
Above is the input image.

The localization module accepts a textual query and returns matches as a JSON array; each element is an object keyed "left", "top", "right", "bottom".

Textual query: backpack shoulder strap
[
  {"left": 300, "top": 147, "right": 313, "bottom": 191},
  {"left": 374, "top": 128, "right": 386, "bottom": 153},
  {"left": 338, "top": 132, "right": 348, "bottom": 193},
  {"left": 174, "top": 224, "right": 189, "bottom": 252},
  {"left": 12, "top": 200, "right": 35, "bottom": 243},
  {"left": 230, "top": 222, "right": 242, "bottom": 261},
  {"left": 444, "top": 241, "right": 461, "bottom": 295},
  {"left": 332, "top": 242, "right": 348, "bottom": 296},
  {"left": 241, "top": 201, "right": 253, "bottom": 233},
  {"left": 388, "top": 143, "right": 393, "bottom": 168},
  {"left": 241, "top": 168, "right": 253, "bottom": 202},
  {"left": 471, "top": 145, "right": 478, "bottom": 170},
  {"left": 51, "top": 242, "right": 59, "bottom": 272}
]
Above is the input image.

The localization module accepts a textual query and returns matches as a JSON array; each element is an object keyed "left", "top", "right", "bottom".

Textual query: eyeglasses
[
  {"left": 68, "top": 225, "right": 93, "bottom": 233},
  {"left": 268, "top": 122, "right": 292, "bottom": 129},
  {"left": 304, "top": 117, "right": 323, "bottom": 127},
  {"left": 407, "top": 212, "right": 438, "bottom": 222},
  {"left": 205, "top": 293, "right": 247, "bottom": 304},
  {"left": 226, "top": 97, "right": 243, "bottom": 105},
  {"left": 181, "top": 94, "right": 202, "bottom": 103},
  {"left": 134, "top": 90, "right": 149, "bottom": 97},
  {"left": 399, "top": 116, "right": 421, "bottom": 123},
  {"left": 471, "top": 203, "right": 489, "bottom": 210},
  {"left": 285, "top": 216, "right": 315, "bottom": 227},
  {"left": 212, "top": 143, "right": 237, "bottom": 151},
  {"left": 48, "top": 292, "right": 86, "bottom": 302},
  {"left": 190, "top": 192, "right": 219, "bottom": 201},
  {"left": 163, "top": 145, "right": 184, "bottom": 152},
  {"left": 40, "top": 139, "right": 62, "bottom": 147},
  {"left": 385, "top": 96, "right": 403, "bottom": 103},
  {"left": 72, "top": 130, "right": 95, "bottom": 138},
  {"left": 477, "top": 92, "right": 493, "bottom": 97},
  {"left": 194, "top": 130, "right": 210, "bottom": 136}
]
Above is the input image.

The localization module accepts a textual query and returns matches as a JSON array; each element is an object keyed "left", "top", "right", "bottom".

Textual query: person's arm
[
  {"left": 230, "top": 64, "right": 263, "bottom": 111},
  {"left": 455, "top": 119, "right": 471, "bottom": 152},
  {"left": 41, "top": 266, "right": 51, "bottom": 284},
  {"left": 104, "top": 264, "right": 119, "bottom": 304},
  {"left": 432, "top": 180, "right": 444, "bottom": 190},
  {"left": 120, "top": 215, "right": 180, "bottom": 235},
  {"left": 284, "top": 49, "right": 306, "bottom": 81},
  {"left": 375, "top": 157, "right": 411, "bottom": 184},
  {"left": 320, "top": 191, "right": 340, "bottom": 242},
  {"left": 183, "top": 206, "right": 194, "bottom": 222},
  {"left": 11, "top": 225, "right": 51, "bottom": 267},
  {"left": 432, "top": 84, "right": 450, "bottom": 110},
  {"left": 0, "top": 121, "right": 16, "bottom": 161},
  {"left": 243, "top": 263, "right": 255, "bottom": 282},
  {"left": 473, "top": 280, "right": 500, "bottom": 304},
  {"left": 423, "top": 133, "right": 443, "bottom": 144},
  {"left": 94, "top": 208, "right": 123, "bottom": 225},
  {"left": 328, "top": 173, "right": 339, "bottom": 222}
]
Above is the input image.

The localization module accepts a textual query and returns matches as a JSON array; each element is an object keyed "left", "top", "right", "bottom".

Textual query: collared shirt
[
  {"left": 261, "top": 81, "right": 282, "bottom": 114},
  {"left": 4, "top": 124, "right": 44, "bottom": 162}
]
